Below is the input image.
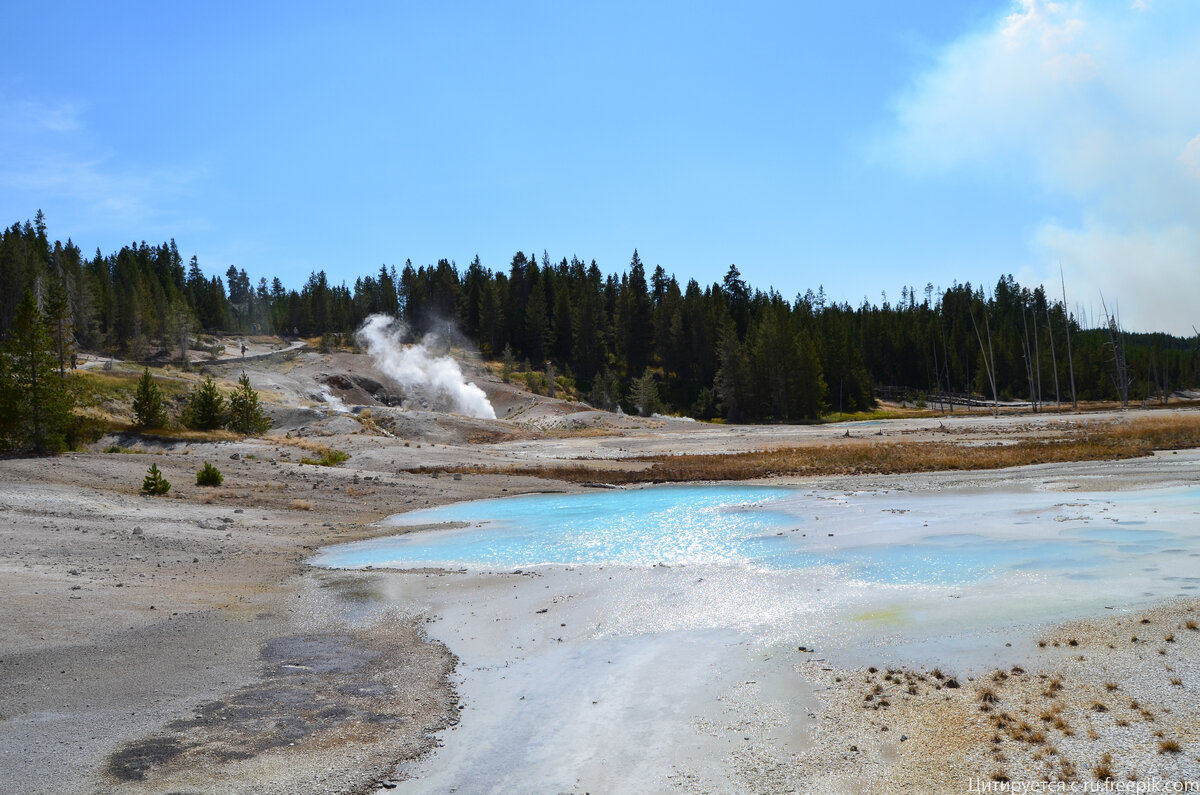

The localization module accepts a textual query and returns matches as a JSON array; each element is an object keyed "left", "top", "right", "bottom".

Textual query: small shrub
[
  {"left": 141, "top": 463, "right": 171, "bottom": 495},
  {"left": 301, "top": 447, "right": 350, "bottom": 467},
  {"left": 196, "top": 461, "right": 223, "bottom": 487},
  {"left": 1158, "top": 739, "right": 1181, "bottom": 754}
]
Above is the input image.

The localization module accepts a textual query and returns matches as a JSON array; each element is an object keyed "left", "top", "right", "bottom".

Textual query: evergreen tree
[
  {"left": 0, "top": 290, "right": 74, "bottom": 452},
  {"left": 227, "top": 371, "right": 271, "bottom": 435},
  {"left": 524, "top": 279, "right": 550, "bottom": 365},
  {"left": 183, "top": 375, "right": 226, "bottom": 430},
  {"left": 131, "top": 367, "right": 168, "bottom": 429},
  {"left": 630, "top": 368, "right": 660, "bottom": 416},
  {"left": 589, "top": 368, "right": 622, "bottom": 411},
  {"left": 44, "top": 272, "right": 74, "bottom": 376},
  {"left": 141, "top": 463, "right": 171, "bottom": 495}
]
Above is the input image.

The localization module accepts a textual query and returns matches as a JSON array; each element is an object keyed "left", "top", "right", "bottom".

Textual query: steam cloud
[{"left": 356, "top": 314, "right": 496, "bottom": 420}]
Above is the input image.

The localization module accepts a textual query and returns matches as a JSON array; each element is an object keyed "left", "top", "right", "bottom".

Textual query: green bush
[
  {"left": 131, "top": 367, "right": 168, "bottom": 429},
  {"left": 196, "top": 461, "right": 223, "bottom": 486},
  {"left": 182, "top": 376, "right": 226, "bottom": 430},
  {"left": 226, "top": 372, "right": 271, "bottom": 435},
  {"left": 300, "top": 448, "right": 350, "bottom": 467},
  {"left": 141, "top": 463, "right": 171, "bottom": 495}
]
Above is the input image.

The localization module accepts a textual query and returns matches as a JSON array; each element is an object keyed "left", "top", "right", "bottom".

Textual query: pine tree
[
  {"left": 630, "top": 368, "right": 660, "bottom": 416},
  {"left": 183, "top": 375, "right": 226, "bottom": 430},
  {"left": 141, "top": 463, "right": 171, "bottom": 495},
  {"left": 226, "top": 371, "right": 270, "bottom": 435},
  {"left": 588, "top": 368, "right": 622, "bottom": 412},
  {"left": 44, "top": 272, "right": 74, "bottom": 376},
  {"left": 0, "top": 290, "right": 74, "bottom": 452},
  {"left": 131, "top": 367, "right": 168, "bottom": 429}
]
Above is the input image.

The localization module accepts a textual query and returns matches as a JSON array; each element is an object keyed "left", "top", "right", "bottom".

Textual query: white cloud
[
  {"left": 1034, "top": 219, "right": 1199, "bottom": 333},
  {"left": 1182, "top": 134, "right": 1200, "bottom": 179},
  {"left": 0, "top": 95, "right": 207, "bottom": 239},
  {"left": 882, "top": 0, "right": 1200, "bottom": 335}
]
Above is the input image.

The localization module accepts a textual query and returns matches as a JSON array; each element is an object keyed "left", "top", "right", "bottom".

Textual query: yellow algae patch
[{"left": 851, "top": 605, "right": 910, "bottom": 625}]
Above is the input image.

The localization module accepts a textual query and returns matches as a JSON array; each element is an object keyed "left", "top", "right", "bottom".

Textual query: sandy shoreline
[{"left": 2, "top": 350, "right": 1199, "bottom": 793}]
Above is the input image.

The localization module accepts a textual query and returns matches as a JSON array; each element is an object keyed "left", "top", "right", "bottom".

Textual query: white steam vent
[{"left": 356, "top": 314, "right": 496, "bottom": 420}]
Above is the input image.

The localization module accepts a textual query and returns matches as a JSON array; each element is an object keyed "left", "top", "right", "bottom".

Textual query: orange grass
[{"left": 410, "top": 413, "right": 1200, "bottom": 484}]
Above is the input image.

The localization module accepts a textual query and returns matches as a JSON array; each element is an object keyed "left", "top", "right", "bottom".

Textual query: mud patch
[
  {"left": 106, "top": 737, "right": 189, "bottom": 781},
  {"left": 102, "top": 629, "right": 456, "bottom": 791}
]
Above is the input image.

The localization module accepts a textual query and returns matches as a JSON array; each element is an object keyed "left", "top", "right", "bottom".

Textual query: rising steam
[{"left": 356, "top": 314, "right": 496, "bottom": 419}]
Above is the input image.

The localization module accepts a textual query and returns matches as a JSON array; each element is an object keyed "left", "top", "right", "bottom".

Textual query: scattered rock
[
  {"left": 230, "top": 452, "right": 240, "bottom": 460},
  {"left": 132, "top": 527, "right": 144, "bottom": 536}
]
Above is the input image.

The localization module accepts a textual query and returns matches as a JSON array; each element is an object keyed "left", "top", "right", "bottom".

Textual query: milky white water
[
  {"left": 313, "top": 455, "right": 1200, "bottom": 794},
  {"left": 315, "top": 481, "right": 1200, "bottom": 618}
]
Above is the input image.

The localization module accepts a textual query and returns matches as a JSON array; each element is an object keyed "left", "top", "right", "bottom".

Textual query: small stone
[
  {"left": 230, "top": 452, "right": 240, "bottom": 460},
  {"left": 900, "top": 734, "right": 907, "bottom": 742},
  {"left": 234, "top": 508, "right": 244, "bottom": 514},
  {"left": 192, "top": 557, "right": 199, "bottom": 563},
  {"left": 68, "top": 569, "right": 80, "bottom": 576},
  {"left": 132, "top": 527, "right": 144, "bottom": 536}
]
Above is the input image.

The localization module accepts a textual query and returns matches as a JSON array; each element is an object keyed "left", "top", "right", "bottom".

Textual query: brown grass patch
[{"left": 411, "top": 413, "right": 1200, "bottom": 484}]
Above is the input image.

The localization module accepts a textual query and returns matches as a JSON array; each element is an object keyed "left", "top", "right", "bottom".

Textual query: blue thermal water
[{"left": 312, "top": 484, "right": 1200, "bottom": 588}]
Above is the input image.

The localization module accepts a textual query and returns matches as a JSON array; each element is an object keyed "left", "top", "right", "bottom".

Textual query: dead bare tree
[
  {"left": 971, "top": 302, "right": 1000, "bottom": 417},
  {"left": 1099, "top": 292, "right": 1130, "bottom": 408},
  {"left": 1060, "top": 264, "right": 1077, "bottom": 410},
  {"left": 1032, "top": 307, "right": 1043, "bottom": 409},
  {"left": 1045, "top": 306, "right": 1061, "bottom": 408},
  {"left": 1021, "top": 305, "right": 1037, "bottom": 412}
]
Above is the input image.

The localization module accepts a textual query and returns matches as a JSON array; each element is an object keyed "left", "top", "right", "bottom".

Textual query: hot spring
[{"left": 314, "top": 483, "right": 1200, "bottom": 590}]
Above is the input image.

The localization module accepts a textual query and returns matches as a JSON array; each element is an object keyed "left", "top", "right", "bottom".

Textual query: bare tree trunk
[
  {"left": 1100, "top": 292, "right": 1130, "bottom": 408},
  {"left": 176, "top": 309, "right": 191, "bottom": 371},
  {"left": 1032, "top": 308, "right": 1043, "bottom": 410},
  {"left": 971, "top": 305, "right": 999, "bottom": 417},
  {"left": 1060, "top": 264, "right": 1078, "bottom": 410},
  {"left": 1046, "top": 307, "right": 1061, "bottom": 409},
  {"left": 1021, "top": 306, "right": 1037, "bottom": 412}
]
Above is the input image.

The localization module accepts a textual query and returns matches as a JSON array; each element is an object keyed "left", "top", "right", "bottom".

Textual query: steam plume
[{"left": 356, "top": 314, "right": 496, "bottom": 419}]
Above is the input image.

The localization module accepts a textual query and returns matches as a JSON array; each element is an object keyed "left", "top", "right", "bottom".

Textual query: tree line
[{"left": 2, "top": 212, "right": 1198, "bottom": 431}]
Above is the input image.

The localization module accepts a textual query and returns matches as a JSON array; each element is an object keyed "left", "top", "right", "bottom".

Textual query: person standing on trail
[{"left": 241, "top": 343, "right": 247, "bottom": 358}]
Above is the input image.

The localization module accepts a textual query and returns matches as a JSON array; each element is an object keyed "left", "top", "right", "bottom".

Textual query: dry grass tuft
[{"left": 419, "top": 413, "right": 1200, "bottom": 484}]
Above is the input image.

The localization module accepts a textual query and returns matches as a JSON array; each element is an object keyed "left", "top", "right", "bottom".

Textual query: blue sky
[{"left": 2, "top": 1, "right": 1198, "bottom": 334}]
